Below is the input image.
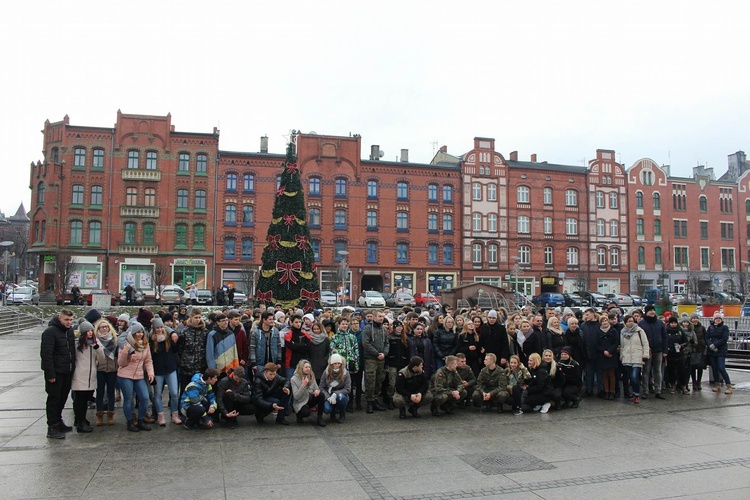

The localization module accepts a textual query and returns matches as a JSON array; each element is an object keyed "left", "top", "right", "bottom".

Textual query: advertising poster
[
  {"left": 68, "top": 271, "right": 82, "bottom": 287},
  {"left": 140, "top": 273, "right": 153, "bottom": 289},
  {"left": 84, "top": 272, "right": 99, "bottom": 288},
  {"left": 122, "top": 271, "right": 136, "bottom": 286}
]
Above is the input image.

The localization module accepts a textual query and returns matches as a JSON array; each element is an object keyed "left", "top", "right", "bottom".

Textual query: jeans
[
  {"left": 154, "top": 371, "right": 180, "bottom": 414},
  {"left": 96, "top": 371, "right": 117, "bottom": 412},
  {"left": 708, "top": 356, "right": 731, "bottom": 386},
  {"left": 642, "top": 353, "right": 664, "bottom": 394},
  {"left": 118, "top": 377, "right": 150, "bottom": 422},
  {"left": 628, "top": 365, "right": 642, "bottom": 396},
  {"left": 585, "top": 359, "right": 600, "bottom": 393},
  {"left": 323, "top": 393, "right": 349, "bottom": 414}
]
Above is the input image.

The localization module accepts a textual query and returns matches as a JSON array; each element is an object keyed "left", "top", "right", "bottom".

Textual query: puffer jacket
[
  {"left": 526, "top": 364, "right": 553, "bottom": 397},
  {"left": 71, "top": 341, "right": 105, "bottom": 391},
  {"left": 40, "top": 316, "right": 75, "bottom": 379},
  {"left": 433, "top": 327, "right": 457, "bottom": 360},
  {"left": 619, "top": 326, "right": 650, "bottom": 366},
  {"left": 177, "top": 320, "right": 208, "bottom": 375},
  {"left": 117, "top": 335, "right": 154, "bottom": 381},
  {"left": 705, "top": 322, "right": 730, "bottom": 357},
  {"left": 181, "top": 372, "right": 217, "bottom": 411}
]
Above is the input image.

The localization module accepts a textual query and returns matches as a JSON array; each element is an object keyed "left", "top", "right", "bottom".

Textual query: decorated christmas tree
[{"left": 255, "top": 132, "right": 320, "bottom": 311}]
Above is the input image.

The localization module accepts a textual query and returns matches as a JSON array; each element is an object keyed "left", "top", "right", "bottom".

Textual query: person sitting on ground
[
  {"left": 290, "top": 359, "right": 326, "bottom": 427},
  {"left": 252, "top": 362, "right": 292, "bottom": 425},
  {"left": 430, "top": 355, "right": 465, "bottom": 416},
  {"left": 455, "top": 352, "right": 476, "bottom": 408},
  {"left": 506, "top": 355, "right": 530, "bottom": 415},
  {"left": 525, "top": 353, "right": 553, "bottom": 414},
  {"left": 215, "top": 366, "right": 254, "bottom": 428},
  {"left": 319, "top": 353, "right": 352, "bottom": 423},
  {"left": 472, "top": 353, "right": 509, "bottom": 413},
  {"left": 556, "top": 347, "right": 582, "bottom": 408},
  {"left": 180, "top": 368, "right": 219, "bottom": 430},
  {"left": 394, "top": 356, "right": 432, "bottom": 419},
  {"left": 543, "top": 349, "right": 564, "bottom": 410}
]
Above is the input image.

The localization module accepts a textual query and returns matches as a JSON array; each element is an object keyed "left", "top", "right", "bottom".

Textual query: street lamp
[
  {"left": 510, "top": 256, "right": 521, "bottom": 305},
  {"left": 337, "top": 250, "right": 350, "bottom": 306},
  {"left": 0, "top": 241, "right": 14, "bottom": 306}
]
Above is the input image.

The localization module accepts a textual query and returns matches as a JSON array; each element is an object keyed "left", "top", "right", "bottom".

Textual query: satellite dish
[
  {"left": 309, "top": 131, "right": 318, "bottom": 135},
  {"left": 378, "top": 150, "right": 385, "bottom": 158}
]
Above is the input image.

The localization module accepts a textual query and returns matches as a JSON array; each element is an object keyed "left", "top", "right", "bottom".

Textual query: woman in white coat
[
  {"left": 619, "top": 314, "right": 650, "bottom": 404},
  {"left": 71, "top": 321, "right": 104, "bottom": 433}
]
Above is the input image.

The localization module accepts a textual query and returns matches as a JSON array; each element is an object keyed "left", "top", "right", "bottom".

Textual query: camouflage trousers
[
  {"left": 393, "top": 391, "right": 433, "bottom": 409},
  {"left": 472, "top": 388, "right": 509, "bottom": 405},
  {"left": 433, "top": 388, "right": 467, "bottom": 407},
  {"left": 365, "top": 358, "right": 386, "bottom": 402}
]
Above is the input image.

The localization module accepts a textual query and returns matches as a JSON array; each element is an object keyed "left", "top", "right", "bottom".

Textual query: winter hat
[
  {"left": 487, "top": 309, "right": 498, "bottom": 319},
  {"left": 274, "top": 311, "right": 286, "bottom": 321},
  {"left": 354, "top": 309, "right": 363, "bottom": 316},
  {"left": 690, "top": 312, "right": 700, "bottom": 320},
  {"left": 104, "top": 315, "right": 118, "bottom": 327},
  {"left": 266, "top": 306, "right": 275, "bottom": 314},
  {"left": 303, "top": 313, "right": 314, "bottom": 323},
  {"left": 644, "top": 305, "right": 655, "bottom": 314},
  {"left": 680, "top": 313, "right": 690, "bottom": 322},
  {"left": 78, "top": 321, "right": 94, "bottom": 335},
  {"left": 666, "top": 316, "right": 679, "bottom": 325},
  {"left": 313, "top": 309, "right": 321, "bottom": 317},
  {"left": 713, "top": 311, "right": 723, "bottom": 320},
  {"left": 560, "top": 347, "right": 571, "bottom": 356},
  {"left": 151, "top": 317, "right": 164, "bottom": 330},
  {"left": 563, "top": 307, "right": 574, "bottom": 317},
  {"left": 329, "top": 353, "right": 344, "bottom": 365},
  {"left": 295, "top": 308, "right": 304, "bottom": 317},
  {"left": 128, "top": 321, "right": 145, "bottom": 335},
  {"left": 554, "top": 307, "right": 562, "bottom": 313},
  {"left": 84, "top": 308, "right": 102, "bottom": 324}
]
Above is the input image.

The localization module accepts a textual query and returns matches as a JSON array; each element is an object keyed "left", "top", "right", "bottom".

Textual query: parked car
[
  {"left": 414, "top": 292, "right": 440, "bottom": 307},
  {"left": 358, "top": 290, "right": 386, "bottom": 308},
  {"left": 702, "top": 292, "right": 740, "bottom": 304},
  {"left": 231, "top": 289, "right": 248, "bottom": 306},
  {"left": 86, "top": 289, "right": 117, "bottom": 306},
  {"left": 320, "top": 290, "right": 338, "bottom": 307},
  {"left": 159, "top": 285, "right": 187, "bottom": 305},
  {"left": 56, "top": 288, "right": 74, "bottom": 305},
  {"left": 628, "top": 294, "right": 644, "bottom": 307},
  {"left": 581, "top": 292, "right": 609, "bottom": 308},
  {"left": 196, "top": 289, "right": 213, "bottom": 305},
  {"left": 8, "top": 286, "right": 40, "bottom": 305},
  {"left": 386, "top": 292, "right": 416, "bottom": 308},
  {"left": 531, "top": 292, "right": 565, "bottom": 308},
  {"left": 611, "top": 293, "right": 634, "bottom": 307},
  {"left": 563, "top": 292, "right": 588, "bottom": 307},
  {"left": 119, "top": 288, "right": 145, "bottom": 306}
]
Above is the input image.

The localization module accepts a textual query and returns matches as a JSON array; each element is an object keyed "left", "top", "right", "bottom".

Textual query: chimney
[
  {"left": 530, "top": 154, "right": 537, "bottom": 162},
  {"left": 510, "top": 151, "right": 518, "bottom": 161},
  {"left": 400, "top": 149, "right": 409, "bottom": 162},
  {"left": 260, "top": 136, "right": 268, "bottom": 153},
  {"left": 370, "top": 145, "right": 380, "bottom": 161},
  {"left": 439, "top": 145, "right": 447, "bottom": 153}
]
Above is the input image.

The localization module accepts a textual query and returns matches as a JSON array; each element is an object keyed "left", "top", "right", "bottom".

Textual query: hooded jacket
[
  {"left": 181, "top": 372, "right": 217, "bottom": 411},
  {"left": 117, "top": 333, "right": 154, "bottom": 381},
  {"left": 40, "top": 316, "right": 76, "bottom": 379},
  {"left": 177, "top": 319, "right": 208, "bottom": 375}
]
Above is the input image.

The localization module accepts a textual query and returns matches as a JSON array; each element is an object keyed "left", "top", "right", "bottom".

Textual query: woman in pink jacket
[
  {"left": 71, "top": 321, "right": 104, "bottom": 433},
  {"left": 117, "top": 322, "right": 154, "bottom": 432}
]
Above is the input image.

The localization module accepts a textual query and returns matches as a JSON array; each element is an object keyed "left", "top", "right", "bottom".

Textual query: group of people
[{"left": 40, "top": 300, "right": 734, "bottom": 439}]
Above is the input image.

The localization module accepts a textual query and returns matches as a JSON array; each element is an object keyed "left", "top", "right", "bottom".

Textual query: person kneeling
[
  {"left": 290, "top": 360, "right": 326, "bottom": 427},
  {"left": 319, "top": 353, "right": 352, "bottom": 423},
  {"left": 216, "top": 366, "right": 254, "bottom": 428},
  {"left": 394, "top": 356, "right": 432, "bottom": 419},
  {"left": 430, "top": 355, "right": 465, "bottom": 416},
  {"left": 472, "top": 353, "right": 509, "bottom": 413},
  {"left": 181, "top": 369, "right": 219, "bottom": 430},
  {"left": 253, "top": 363, "right": 292, "bottom": 425}
]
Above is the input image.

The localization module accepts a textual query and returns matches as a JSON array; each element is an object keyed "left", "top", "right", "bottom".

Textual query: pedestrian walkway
[{"left": 1, "top": 325, "right": 749, "bottom": 499}]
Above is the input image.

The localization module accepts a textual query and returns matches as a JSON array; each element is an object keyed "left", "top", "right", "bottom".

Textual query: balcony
[
  {"left": 122, "top": 169, "right": 161, "bottom": 181},
  {"left": 119, "top": 244, "right": 159, "bottom": 255},
  {"left": 120, "top": 206, "right": 160, "bottom": 218}
]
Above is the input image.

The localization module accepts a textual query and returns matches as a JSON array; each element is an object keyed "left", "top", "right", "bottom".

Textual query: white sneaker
[
  {"left": 540, "top": 403, "right": 551, "bottom": 414},
  {"left": 533, "top": 405, "right": 541, "bottom": 412}
]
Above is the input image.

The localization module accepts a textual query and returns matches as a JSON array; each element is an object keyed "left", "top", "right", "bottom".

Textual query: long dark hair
[{"left": 77, "top": 328, "right": 93, "bottom": 352}]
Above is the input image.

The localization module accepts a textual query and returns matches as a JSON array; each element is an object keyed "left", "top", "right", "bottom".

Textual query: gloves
[
  {"left": 92, "top": 343, "right": 99, "bottom": 350},
  {"left": 709, "top": 344, "right": 717, "bottom": 352},
  {"left": 327, "top": 394, "right": 337, "bottom": 405}
]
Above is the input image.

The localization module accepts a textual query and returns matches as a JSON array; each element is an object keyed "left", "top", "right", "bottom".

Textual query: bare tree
[
  {"left": 153, "top": 260, "right": 168, "bottom": 299},
  {"left": 54, "top": 252, "right": 76, "bottom": 293},
  {"left": 684, "top": 266, "right": 704, "bottom": 303},
  {"left": 239, "top": 264, "right": 256, "bottom": 297}
]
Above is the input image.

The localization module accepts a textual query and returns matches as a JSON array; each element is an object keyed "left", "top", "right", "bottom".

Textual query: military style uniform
[
  {"left": 472, "top": 365, "right": 510, "bottom": 407},
  {"left": 431, "top": 366, "right": 465, "bottom": 411}
]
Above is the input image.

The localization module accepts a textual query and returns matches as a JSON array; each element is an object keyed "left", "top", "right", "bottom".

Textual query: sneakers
[
  {"left": 682, "top": 388, "right": 690, "bottom": 395},
  {"left": 513, "top": 408, "right": 523, "bottom": 416},
  {"left": 712, "top": 385, "right": 721, "bottom": 392},
  {"left": 540, "top": 403, "right": 551, "bottom": 414},
  {"left": 47, "top": 424, "right": 65, "bottom": 439},
  {"left": 725, "top": 385, "right": 734, "bottom": 395},
  {"left": 533, "top": 405, "right": 542, "bottom": 412},
  {"left": 633, "top": 396, "right": 641, "bottom": 404}
]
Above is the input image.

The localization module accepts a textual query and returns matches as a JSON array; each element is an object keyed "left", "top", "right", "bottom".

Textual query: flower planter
[
  {"left": 722, "top": 304, "right": 741, "bottom": 317},
  {"left": 702, "top": 304, "right": 721, "bottom": 318},
  {"left": 676, "top": 304, "right": 697, "bottom": 316}
]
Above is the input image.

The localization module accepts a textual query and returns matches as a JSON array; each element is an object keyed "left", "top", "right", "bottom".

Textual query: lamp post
[
  {"left": 510, "top": 255, "right": 521, "bottom": 306},
  {"left": 338, "top": 250, "right": 350, "bottom": 306},
  {"left": 0, "top": 241, "right": 14, "bottom": 306}
]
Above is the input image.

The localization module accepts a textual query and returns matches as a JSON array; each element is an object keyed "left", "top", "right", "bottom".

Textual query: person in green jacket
[
  {"left": 472, "top": 353, "right": 509, "bottom": 413},
  {"left": 430, "top": 355, "right": 465, "bottom": 416}
]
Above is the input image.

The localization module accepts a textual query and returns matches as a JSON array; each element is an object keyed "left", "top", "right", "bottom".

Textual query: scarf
[
  {"left": 98, "top": 333, "right": 116, "bottom": 360},
  {"left": 600, "top": 324, "right": 611, "bottom": 333},
  {"left": 310, "top": 329, "right": 327, "bottom": 346},
  {"left": 156, "top": 333, "right": 166, "bottom": 342},
  {"left": 516, "top": 328, "right": 527, "bottom": 347},
  {"left": 548, "top": 326, "right": 563, "bottom": 336},
  {"left": 621, "top": 324, "right": 638, "bottom": 339}
]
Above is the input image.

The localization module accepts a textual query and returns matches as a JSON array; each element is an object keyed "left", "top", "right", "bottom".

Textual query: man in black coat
[
  {"left": 394, "top": 356, "right": 433, "bottom": 419},
  {"left": 479, "top": 309, "right": 510, "bottom": 367},
  {"left": 216, "top": 366, "right": 255, "bottom": 428},
  {"left": 252, "top": 363, "right": 291, "bottom": 425},
  {"left": 40, "top": 309, "right": 76, "bottom": 439}
]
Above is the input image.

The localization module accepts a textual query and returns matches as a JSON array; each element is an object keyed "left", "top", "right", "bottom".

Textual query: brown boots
[
  {"left": 107, "top": 411, "right": 115, "bottom": 426},
  {"left": 95, "top": 411, "right": 105, "bottom": 426}
]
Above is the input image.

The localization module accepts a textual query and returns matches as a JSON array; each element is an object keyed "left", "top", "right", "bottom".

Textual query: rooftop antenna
[{"left": 430, "top": 141, "right": 439, "bottom": 156}]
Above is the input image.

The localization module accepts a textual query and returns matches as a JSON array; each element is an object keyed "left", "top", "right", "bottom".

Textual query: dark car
[
  {"left": 581, "top": 292, "right": 608, "bottom": 308},
  {"left": 532, "top": 292, "right": 565, "bottom": 308},
  {"left": 196, "top": 289, "right": 213, "bottom": 305},
  {"left": 563, "top": 292, "right": 588, "bottom": 307}
]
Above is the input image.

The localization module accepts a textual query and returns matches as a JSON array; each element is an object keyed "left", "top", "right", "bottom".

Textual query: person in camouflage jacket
[
  {"left": 472, "top": 353, "right": 509, "bottom": 412},
  {"left": 430, "top": 355, "right": 465, "bottom": 416}
]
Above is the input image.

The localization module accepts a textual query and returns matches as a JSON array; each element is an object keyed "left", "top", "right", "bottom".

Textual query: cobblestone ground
[{"left": 2, "top": 325, "right": 749, "bottom": 499}]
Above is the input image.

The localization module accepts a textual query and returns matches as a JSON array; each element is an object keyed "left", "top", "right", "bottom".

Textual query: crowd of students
[{"left": 39, "top": 300, "right": 733, "bottom": 439}]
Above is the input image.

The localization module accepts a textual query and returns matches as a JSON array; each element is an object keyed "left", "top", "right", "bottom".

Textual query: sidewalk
[{"left": 1, "top": 325, "right": 749, "bottom": 499}]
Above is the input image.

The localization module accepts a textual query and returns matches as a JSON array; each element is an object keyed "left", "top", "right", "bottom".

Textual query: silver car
[{"left": 8, "top": 286, "right": 40, "bottom": 305}]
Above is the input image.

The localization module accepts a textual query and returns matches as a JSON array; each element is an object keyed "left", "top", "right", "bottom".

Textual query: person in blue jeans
[
  {"left": 149, "top": 317, "right": 181, "bottom": 426},
  {"left": 319, "top": 353, "right": 352, "bottom": 423},
  {"left": 705, "top": 312, "right": 733, "bottom": 395},
  {"left": 117, "top": 323, "right": 154, "bottom": 432}
]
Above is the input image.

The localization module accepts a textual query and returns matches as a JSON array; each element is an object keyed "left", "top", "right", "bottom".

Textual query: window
[
  {"left": 655, "top": 246, "right": 662, "bottom": 265},
  {"left": 517, "top": 186, "right": 529, "bottom": 203},
  {"left": 334, "top": 209, "right": 347, "bottom": 229},
  {"left": 397, "top": 212, "right": 408, "bottom": 231},
  {"left": 566, "top": 189, "right": 577, "bottom": 207},
  {"left": 335, "top": 178, "right": 347, "bottom": 197},
  {"left": 643, "top": 171, "right": 653, "bottom": 185},
  {"left": 242, "top": 205, "right": 254, "bottom": 226},
  {"left": 746, "top": 199, "right": 750, "bottom": 215},
  {"left": 367, "top": 180, "right": 378, "bottom": 198},
  {"left": 636, "top": 218, "right": 644, "bottom": 235},
  {"left": 596, "top": 219, "right": 605, "bottom": 237},
  {"left": 635, "top": 191, "right": 643, "bottom": 209},
  {"left": 428, "top": 244, "right": 438, "bottom": 264},
  {"left": 443, "top": 214, "right": 453, "bottom": 232},
  {"left": 428, "top": 184, "right": 438, "bottom": 202},
  {"left": 638, "top": 246, "right": 645, "bottom": 265},
  {"left": 311, "top": 240, "right": 320, "bottom": 261},
  {"left": 224, "top": 238, "right": 236, "bottom": 260},
  {"left": 41, "top": 220, "right": 46, "bottom": 241},
  {"left": 175, "top": 224, "right": 187, "bottom": 248},
  {"left": 488, "top": 244, "right": 498, "bottom": 265},
  {"left": 596, "top": 192, "right": 604, "bottom": 208},
  {"left": 127, "top": 150, "right": 139, "bottom": 169},
  {"left": 653, "top": 192, "right": 660, "bottom": 210},
  {"left": 243, "top": 174, "right": 255, "bottom": 193},
  {"left": 177, "top": 189, "right": 188, "bottom": 209},
  {"left": 653, "top": 219, "right": 661, "bottom": 236},
  {"left": 472, "top": 213, "right": 482, "bottom": 232},
  {"left": 442, "top": 185, "right": 452, "bottom": 202},
  {"left": 225, "top": 205, "right": 237, "bottom": 225},
  {"left": 473, "top": 183, "right": 482, "bottom": 201},
  {"left": 696, "top": 221, "right": 709, "bottom": 239},
  {"left": 722, "top": 248, "right": 735, "bottom": 269},
  {"left": 334, "top": 241, "right": 347, "bottom": 262},
  {"left": 195, "top": 190, "right": 206, "bottom": 210},
  {"left": 366, "top": 242, "right": 378, "bottom": 263},
  {"left": 124, "top": 222, "right": 136, "bottom": 245},
  {"left": 487, "top": 184, "right": 497, "bottom": 201},
  {"left": 276, "top": 176, "right": 281, "bottom": 190},
  {"left": 567, "top": 247, "right": 579, "bottom": 266},
  {"left": 472, "top": 244, "right": 482, "bottom": 264},
  {"left": 89, "top": 222, "right": 101, "bottom": 245},
  {"left": 397, "top": 182, "right": 408, "bottom": 200},
  {"left": 609, "top": 192, "right": 618, "bottom": 209},
  {"left": 37, "top": 182, "right": 45, "bottom": 205},
  {"left": 74, "top": 147, "right": 86, "bottom": 168},
  {"left": 518, "top": 245, "right": 530, "bottom": 264},
  {"left": 721, "top": 222, "right": 734, "bottom": 240},
  {"left": 146, "top": 151, "right": 157, "bottom": 170},
  {"left": 367, "top": 211, "right": 378, "bottom": 230},
  {"left": 126, "top": 187, "right": 137, "bottom": 206},
  {"left": 544, "top": 246, "right": 553, "bottom": 266},
  {"left": 242, "top": 239, "right": 253, "bottom": 260},
  {"left": 701, "top": 248, "right": 710, "bottom": 268},
  {"left": 91, "top": 185, "right": 103, "bottom": 206},
  {"left": 443, "top": 245, "right": 453, "bottom": 265},
  {"left": 597, "top": 248, "right": 606, "bottom": 266},
  {"left": 544, "top": 217, "right": 552, "bottom": 235},
  {"left": 142, "top": 223, "right": 154, "bottom": 245},
  {"left": 396, "top": 243, "right": 408, "bottom": 264},
  {"left": 309, "top": 177, "right": 321, "bottom": 196},
  {"left": 428, "top": 214, "right": 438, "bottom": 232},
  {"left": 488, "top": 214, "right": 497, "bottom": 232},
  {"left": 543, "top": 187, "right": 552, "bottom": 205},
  {"left": 699, "top": 196, "right": 707, "bottom": 212},
  {"left": 196, "top": 154, "right": 207, "bottom": 173},
  {"left": 193, "top": 225, "right": 205, "bottom": 249},
  {"left": 674, "top": 247, "right": 689, "bottom": 268},
  {"left": 226, "top": 173, "right": 237, "bottom": 191},
  {"left": 309, "top": 208, "right": 320, "bottom": 228},
  {"left": 611, "top": 248, "right": 619, "bottom": 266},
  {"left": 566, "top": 218, "right": 577, "bottom": 236},
  {"left": 179, "top": 153, "right": 190, "bottom": 172},
  {"left": 518, "top": 215, "right": 530, "bottom": 234},
  {"left": 144, "top": 188, "right": 155, "bottom": 207},
  {"left": 674, "top": 220, "right": 687, "bottom": 238},
  {"left": 610, "top": 220, "right": 619, "bottom": 237},
  {"left": 93, "top": 148, "right": 104, "bottom": 169},
  {"left": 72, "top": 184, "right": 84, "bottom": 205}
]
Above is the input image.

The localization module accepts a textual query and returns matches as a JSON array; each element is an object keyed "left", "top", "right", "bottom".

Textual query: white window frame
[
  {"left": 472, "top": 183, "right": 482, "bottom": 201},
  {"left": 543, "top": 187, "right": 552, "bottom": 205},
  {"left": 565, "top": 189, "right": 577, "bottom": 207},
  {"left": 544, "top": 246, "right": 553, "bottom": 265},
  {"left": 518, "top": 245, "right": 530, "bottom": 265},
  {"left": 488, "top": 214, "right": 497, "bottom": 232},
  {"left": 610, "top": 220, "right": 619, "bottom": 237},
  {"left": 518, "top": 215, "right": 530, "bottom": 234},
  {"left": 611, "top": 247, "right": 619, "bottom": 266},
  {"left": 517, "top": 186, "right": 530, "bottom": 204},
  {"left": 566, "top": 218, "right": 578, "bottom": 235},
  {"left": 487, "top": 184, "right": 497, "bottom": 201},
  {"left": 597, "top": 247, "right": 606, "bottom": 266},
  {"left": 472, "top": 213, "right": 482, "bottom": 232},
  {"left": 472, "top": 243, "right": 482, "bottom": 264},
  {"left": 567, "top": 247, "right": 579, "bottom": 265},
  {"left": 544, "top": 217, "right": 552, "bottom": 235}
]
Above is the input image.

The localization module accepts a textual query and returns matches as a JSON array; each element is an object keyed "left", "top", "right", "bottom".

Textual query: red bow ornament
[
  {"left": 283, "top": 214, "right": 296, "bottom": 226},
  {"left": 276, "top": 261, "right": 302, "bottom": 285},
  {"left": 267, "top": 234, "right": 281, "bottom": 250},
  {"left": 300, "top": 289, "right": 320, "bottom": 309},
  {"left": 276, "top": 186, "right": 286, "bottom": 197},
  {"left": 295, "top": 235, "right": 310, "bottom": 250},
  {"left": 256, "top": 290, "right": 273, "bottom": 302},
  {"left": 286, "top": 162, "right": 298, "bottom": 174}
]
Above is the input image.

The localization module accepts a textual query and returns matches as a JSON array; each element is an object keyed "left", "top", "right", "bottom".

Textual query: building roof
[
  {"left": 361, "top": 159, "right": 460, "bottom": 171},
  {"left": 507, "top": 160, "right": 586, "bottom": 174},
  {"left": 9, "top": 203, "right": 28, "bottom": 221}
]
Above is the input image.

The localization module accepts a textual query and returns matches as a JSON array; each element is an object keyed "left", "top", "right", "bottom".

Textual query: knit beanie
[
  {"left": 78, "top": 321, "right": 94, "bottom": 335},
  {"left": 118, "top": 313, "right": 130, "bottom": 323},
  {"left": 151, "top": 317, "right": 164, "bottom": 330},
  {"left": 84, "top": 308, "right": 102, "bottom": 324}
]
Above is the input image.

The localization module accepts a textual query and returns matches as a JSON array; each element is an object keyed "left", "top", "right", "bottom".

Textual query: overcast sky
[{"left": 2, "top": 0, "right": 748, "bottom": 216}]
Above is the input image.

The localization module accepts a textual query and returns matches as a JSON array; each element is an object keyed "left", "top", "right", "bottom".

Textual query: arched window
[
  {"left": 597, "top": 247, "right": 606, "bottom": 266},
  {"left": 517, "top": 186, "right": 530, "bottom": 203},
  {"left": 428, "top": 214, "right": 438, "bottom": 232},
  {"left": 309, "top": 177, "right": 321, "bottom": 196},
  {"left": 226, "top": 173, "right": 237, "bottom": 191},
  {"left": 179, "top": 153, "right": 190, "bottom": 172},
  {"left": 543, "top": 187, "right": 552, "bottom": 205},
  {"left": 396, "top": 243, "right": 409, "bottom": 263},
  {"left": 126, "top": 187, "right": 137, "bottom": 206},
  {"left": 242, "top": 205, "right": 254, "bottom": 226},
  {"left": 397, "top": 182, "right": 408, "bottom": 199},
  {"left": 488, "top": 244, "right": 498, "bottom": 264},
  {"left": 193, "top": 225, "right": 205, "bottom": 249},
  {"left": 655, "top": 247, "right": 662, "bottom": 265},
  {"left": 611, "top": 247, "right": 620, "bottom": 266},
  {"left": 428, "top": 244, "right": 438, "bottom": 264},
  {"left": 71, "top": 184, "right": 84, "bottom": 205},
  {"left": 472, "top": 244, "right": 482, "bottom": 264},
  {"left": 443, "top": 245, "right": 453, "bottom": 264},
  {"left": 487, "top": 184, "right": 497, "bottom": 201},
  {"left": 308, "top": 208, "right": 320, "bottom": 227},
  {"left": 443, "top": 214, "right": 453, "bottom": 232},
  {"left": 428, "top": 184, "right": 438, "bottom": 202},
  {"left": 610, "top": 220, "right": 619, "bottom": 237},
  {"left": 472, "top": 213, "right": 482, "bottom": 232},
  {"left": 637, "top": 246, "right": 645, "bottom": 265},
  {"left": 175, "top": 224, "right": 187, "bottom": 248},
  {"left": 488, "top": 214, "right": 497, "bottom": 232},
  {"left": 597, "top": 219, "right": 605, "bottom": 237},
  {"left": 635, "top": 191, "right": 643, "bottom": 209},
  {"left": 396, "top": 212, "right": 408, "bottom": 231},
  {"left": 544, "top": 246, "right": 553, "bottom": 265},
  {"left": 123, "top": 222, "right": 136, "bottom": 245},
  {"left": 196, "top": 154, "right": 208, "bottom": 173},
  {"left": 195, "top": 190, "right": 206, "bottom": 210},
  {"left": 242, "top": 239, "right": 253, "bottom": 259},
  {"left": 225, "top": 205, "right": 237, "bottom": 225},
  {"left": 89, "top": 222, "right": 101, "bottom": 245},
  {"left": 473, "top": 183, "right": 482, "bottom": 201},
  {"left": 335, "top": 178, "right": 347, "bottom": 197},
  {"left": 367, "top": 180, "right": 378, "bottom": 198},
  {"left": 142, "top": 223, "right": 155, "bottom": 245},
  {"left": 37, "top": 182, "right": 45, "bottom": 205},
  {"left": 243, "top": 174, "right": 255, "bottom": 192},
  {"left": 74, "top": 147, "right": 86, "bottom": 168},
  {"left": 177, "top": 189, "right": 188, "bottom": 209},
  {"left": 653, "top": 192, "right": 660, "bottom": 210},
  {"left": 334, "top": 209, "right": 347, "bottom": 229},
  {"left": 442, "top": 185, "right": 452, "bottom": 202},
  {"left": 566, "top": 218, "right": 578, "bottom": 235},
  {"left": 518, "top": 245, "right": 531, "bottom": 264},
  {"left": 144, "top": 188, "right": 155, "bottom": 207},
  {"left": 565, "top": 189, "right": 577, "bottom": 207},
  {"left": 91, "top": 185, "right": 103, "bottom": 206},
  {"left": 366, "top": 242, "right": 378, "bottom": 263},
  {"left": 146, "top": 151, "right": 158, "bottom": 170},
  {"left": 224, "top": 238, "right": 236, "bottom": 259},
  {"left": 699, "top": 196, "right": 707, "bottom": 212},
  {"left": 567, "top": 247, "right": 579, "bottom": 265},
  {"left": 127, "top": 150, "right": 139, "bottom": 169},
  {"left": 367, "top": 211, "right": 377, "bottom": 230}
]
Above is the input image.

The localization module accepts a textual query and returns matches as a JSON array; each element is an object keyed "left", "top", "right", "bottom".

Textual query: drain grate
[{"left": 458, "top": 450, "right": 555, "bottom": 475}]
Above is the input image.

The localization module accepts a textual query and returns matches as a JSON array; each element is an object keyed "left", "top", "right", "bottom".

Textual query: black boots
[
  {"left": 385, "top": 396, "right": 395, "bottom": 410},
  {"left": 76, "top": 421, "right": 93, "bottom": 433},
  {"left": 316, "top": 413, "right": 326, "bottom": 427},
  {"left": 399, "top": 408, "right": 407, "bottom": 419},
  {"left": 408, "top": 405, "right": 421, "bottom": 418},
  {"left": 366, "top": 402, "right": 374, "bottom": 414},
  {"left": 430, "top": 402, "right": 440, "bottom": 417},
  {"left": 137, "top": 420, "right": 152, "bottom": 431},
  {"left": 58, "top": 420, "right": 73, "bottom": 432},
  {"left": 127, "top": 420, "right": 140, "bottom": 432},
  {"left": 47, "top": 424, "right": 65, "bottom": 439},
  {"left": 372, "top": 400, "right": 386, "bottom": 411}
]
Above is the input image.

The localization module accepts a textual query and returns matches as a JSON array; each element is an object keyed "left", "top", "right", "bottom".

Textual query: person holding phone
[
  {"left": 71, "top": 321, "right": 104, "bottom": 433},
  {"left": 117, "top": 322, "right": 154, "bottom": 432}
]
